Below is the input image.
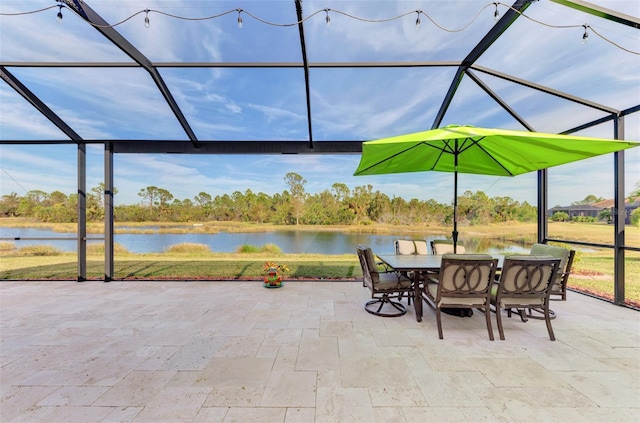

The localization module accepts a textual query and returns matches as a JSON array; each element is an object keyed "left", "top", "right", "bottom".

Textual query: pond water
[{"left": 0, "top": 226, "right": 531, "bottom": 255}]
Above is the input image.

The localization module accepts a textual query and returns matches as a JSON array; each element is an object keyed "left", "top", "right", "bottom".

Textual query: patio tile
[
  {"left": 474, "top": 357, "right": 570, "bottom": 388},
  {"left": 191, "top": 407, "right": 228, "bottom": 423},
  {"left": 101, "top": 406, "right": 143, "bottom": 422},
  {"left": 7, "top": 405, "right": 113, "bottom": 422},
  {"left": 284, "top": 407, "right": 316, "bottom": 422},
  {"left": 372, "top": 406, "right": 407, "bottom": 422},
  {"left": 221, "top": 407, "right": 287, "bottom": 422},
  {"left": 340, "top": 357, "right": 416, "bottom": 388},
  {"left": 315, "top": 386, "right": 375, "bottom": 423},
  {"left": 197, "top": 357, "right": 274, "bottom": 387},
  {"left": 162, "top": 335, "right": 228, "bottom": 370},
  {"left": 0, "top": 386, "right": 58, "bottom": 422},
  {"left": 368, "top": 386, "right": 428, "bottom": 407},
  {"left": 259, "top": 370, "right": 317, "bottom": 407},
  {"left": 401, "top": 406, "right": 467, "bottom": 422},
  {"left": 92, "top": 370, "right": 177, "bottom": 407},
  {"left": 37, "top": 386, "right": 110, "bottom": 406},
  {"left": 295, "top": 329, "right": 340, "bottom": 371},
  {"left": 203, "top": 386, "right": 264, "bottom": 407},
  {"left": 415, "top": 371, "right": 489, "bottom": 407},
  {"left": 554, "top": 371, "right": 640, "bottom": 407},
  {"left": 128, "top": 387, "right": 210, "bottom": 422}
]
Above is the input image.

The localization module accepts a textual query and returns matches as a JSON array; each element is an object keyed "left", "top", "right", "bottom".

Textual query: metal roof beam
[
  {"left": 432, "top": 0, "right": 534, "bottom": 128},
  {"left": 110, "top": 140, "right": 362, "bottom": 154},
  {"left": 0, "top": 61, "right": 463, "bottom": 69},
  {"left": 295, "top": 0, "right": 314, "bottom": 148},
  {"left": 465, "top": 70, "right": 535, "bottom": 131},
  {"left": 63, "top": 1, "right": 199, "bottom": 147},
  {"left": 550, "top": 0, "right": 640, "bottom": 28},
  {"left": 470, "top": 65, "right": 619, "bottom": 114},
  {"left": 0, "top": 66, "right": 83, "bottom": 142},
  {"left": 0, "top": 140, "right": 363, "bottom": 154}
]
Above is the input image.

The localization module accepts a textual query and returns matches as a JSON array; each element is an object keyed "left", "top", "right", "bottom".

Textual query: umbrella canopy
[{"left": 354, "top": 124, "right": 640, "bottom": 251}]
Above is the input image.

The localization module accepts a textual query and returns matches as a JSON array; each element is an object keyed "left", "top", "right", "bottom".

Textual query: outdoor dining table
[{"left": 376, "top": 253, "right": 504, "bottom": 322}]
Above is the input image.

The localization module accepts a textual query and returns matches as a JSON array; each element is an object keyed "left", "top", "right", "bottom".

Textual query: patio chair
[
  {"left": 395, "top": 239, "right": 429, "bottom": 255},
  {"left": 356, "top": 244, "right": 413, "bottom": 317},
  {"left": 491, "top": 255, "right": 561, "bottom": 341},
  {"left": 421, "top": 254, "right": 498, "bottom": 340},
  {"left": 394, "top": 239, "right": 429, "bottom": 304},
  {"left": 430, "top": 239, "right": 466, "bottom": 255},
  {"left": 530, "top": 243, "right": 575, "bottom": 301}
]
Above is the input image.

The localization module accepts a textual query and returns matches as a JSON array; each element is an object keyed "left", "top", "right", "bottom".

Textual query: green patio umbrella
[{"left": 354, "top": 124, "right": 640, "bottom": 252}]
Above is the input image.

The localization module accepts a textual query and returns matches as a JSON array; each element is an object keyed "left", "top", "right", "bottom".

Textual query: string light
[
  {"left": 144, "top": 9, "right": 150, "bottom": 28},
  {"left": 582, "top": 24, "right": 589, "bottom": 44},
  {"left": 0, "top": 2, "right": 637, "bottom": 55}
]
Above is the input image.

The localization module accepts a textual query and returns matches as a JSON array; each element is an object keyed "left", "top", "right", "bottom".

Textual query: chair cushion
[
  {"left": 396, "top": 240, "right": 428, "bottom": 255},
  {"left": 377, "top": 272, "right": 412, "bottom": 290},
  {"left": 396, "top": 240, "right": 417, "bottom": 255},
  {"left": 432, "top": 241, "right": 466, "bottom": 254},
  {"left": 415, "top": 241, "right": 428, "bottom": 255},
  {"left": 530, "top": 244, "right": 569, "bottom": 274}
]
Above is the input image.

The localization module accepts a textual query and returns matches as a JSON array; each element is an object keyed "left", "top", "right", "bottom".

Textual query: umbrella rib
[
  {"left": 354, "top": 143, "right": 426, "bottom": 174},
  {"left": 461, "top": 137, "right": 516, "bottom": 176},
  {"left": 355, "top": 141, "right": 453, "bottom": 175}
]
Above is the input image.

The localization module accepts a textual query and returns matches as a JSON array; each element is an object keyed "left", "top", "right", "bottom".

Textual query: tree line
[{"left": 0, "top": 172, "right": 541, "bottom": 226}]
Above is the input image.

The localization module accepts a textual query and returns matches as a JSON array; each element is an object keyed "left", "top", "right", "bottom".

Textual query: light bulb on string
[
  {"left": 56, "top": 4, "right": 63, "bottom": 23},
  {"left": 415, "top": 11, "right": 421, "bottom": 30},
  {"left": 493, "top": 3, "right": 499, "bottom": 22},
  {"left": 237, "top": 9, "right": 243, "bottom": 28},
  {"left": 324, "top": 9, "right": 330, "bottom": 26},
  {"left": 144, "top": 9, "right": 150, "bottom": 28},
  {"left": 582, "top": 25, "right": 589, "bottom": 44}
]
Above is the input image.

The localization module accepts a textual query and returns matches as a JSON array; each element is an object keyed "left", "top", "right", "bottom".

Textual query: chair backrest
[
  {"left": 530, "top": 243, "right": 575, "bottom": 291},
  {"left": 356, "top": 244, "right": 379, "bottom": 289},
  {"left": 431, "top": 239, "right": 466, "bottom": 255},
  {"left": 395, "top": 239, "right": 428, "bottom": 255},
  {"left": 436, "top": 254, "right": 497, "bottom": 299},
  {"left": 496, "top": 255, "right": 561, "bottom": 304}
]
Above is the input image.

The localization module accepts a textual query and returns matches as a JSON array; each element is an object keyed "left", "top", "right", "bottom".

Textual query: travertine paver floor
[{"left": 1, "top": 280, "right": 638, "bottom": 422}]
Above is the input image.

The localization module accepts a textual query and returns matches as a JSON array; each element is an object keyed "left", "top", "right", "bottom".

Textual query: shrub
[
  {"left": 18, "top": 244, "right": 62, "bottom": 256},
  {"left": 551, "top": 211, "right": 569, "bottom": 222},
  {"left": 631, "top": 208, "right": 640, "bottom": 227},
  {"left": 0, "top": 241, "right": 16, "bottom": 251},
  {"left": 164, "top": 243, "right": 210, "bottom": 254},
  {"left": 236, "top": 244, "right": 260, "bottom": 253},
  {"left": 260, "top": 243, "right": 282, "bottom": 254},
  {"left": 86, "top": 242, "right": 129, "bottom": 255}
]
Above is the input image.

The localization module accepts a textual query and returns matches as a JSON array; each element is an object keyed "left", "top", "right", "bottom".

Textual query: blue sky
[{"left": 1, "top": 0, "right": 639, "bottom": 208}]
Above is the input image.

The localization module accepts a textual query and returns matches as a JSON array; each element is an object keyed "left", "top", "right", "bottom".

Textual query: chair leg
[
  {"left": 496, "top": 307, "right": 506, "bottom": 340},
  {"left": 484, "top": 304, "right": 494, "bottom": 341},
  {"left": 544, "top": 307, "right": 556, "bottom": 341},
  {"left": 436, "top": 308, "right": 444, "bottom": 339}
]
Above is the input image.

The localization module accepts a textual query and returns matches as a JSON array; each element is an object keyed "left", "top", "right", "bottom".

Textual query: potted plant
[{"left": 263, "top": 261, "right": 289, "bottom": 288}]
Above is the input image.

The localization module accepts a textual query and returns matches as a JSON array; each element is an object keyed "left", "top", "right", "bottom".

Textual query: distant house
[
  {"left": 548, "top": 204, "right": 603, "bottom": 220},
  {"left": 549, "top": 199, "right": 639, "bottom": 224}
]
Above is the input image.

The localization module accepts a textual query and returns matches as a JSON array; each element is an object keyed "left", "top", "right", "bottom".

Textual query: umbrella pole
[{"left": 453, "top": 169, "right": 458, "bottom": 254}]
